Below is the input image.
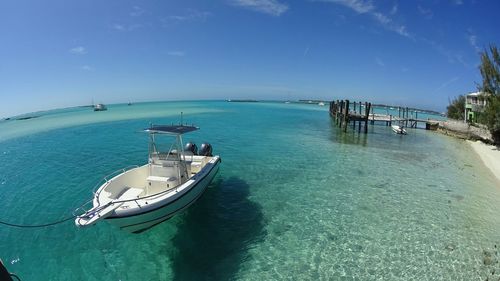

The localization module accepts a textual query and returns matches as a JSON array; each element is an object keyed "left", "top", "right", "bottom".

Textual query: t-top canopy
[{"left": 144, "top": 124, "right": 199, "bottom": 135}]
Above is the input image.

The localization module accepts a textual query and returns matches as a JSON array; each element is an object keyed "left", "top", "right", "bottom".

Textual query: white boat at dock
[
  {"left": 75, "top": 123, "right": 221, "bottom": 233},
  {"left": 391, "top": 125, "right": 407, "bottom": 135}
]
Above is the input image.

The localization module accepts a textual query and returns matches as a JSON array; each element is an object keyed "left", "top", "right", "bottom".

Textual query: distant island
[
  {"left": 226, "top": 99, "right": 259, "bottom": 102},
  {"left": 3, "top": 115, "right": 41, "bottom": 121}
]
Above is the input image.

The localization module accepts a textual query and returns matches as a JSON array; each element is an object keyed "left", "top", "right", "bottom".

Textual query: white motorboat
[
  {"left": 391, "top": 125, "right": 407, "bottom": 135},
  {"left": 94, "top": 103, "right": 107, "bottom": 111},
  {"left": 75, "top": 123, "right": 221, "bottom": 233}
]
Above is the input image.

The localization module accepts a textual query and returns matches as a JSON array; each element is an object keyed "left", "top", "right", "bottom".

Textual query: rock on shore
[{"left": 437, "top": 119, "right": 493, "bottom": 143}]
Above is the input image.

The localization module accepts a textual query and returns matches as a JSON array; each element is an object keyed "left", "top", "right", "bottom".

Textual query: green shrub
[
  {"left": 478, "top": 45, "right": 500, "bottom": 144},
  {"left": 446, "top": 95, "right": 465, "bottom": 120}
]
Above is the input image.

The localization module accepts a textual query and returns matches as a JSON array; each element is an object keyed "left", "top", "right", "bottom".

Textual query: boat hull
[
  {"left": 391, "top": 125, "right": 407, "bottom": 135},
  {"left": 106, "top": 158, "right": 220, "bottom": 233}
]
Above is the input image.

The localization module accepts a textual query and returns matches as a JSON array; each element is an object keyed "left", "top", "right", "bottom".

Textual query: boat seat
[
  {"left": 114, "top": 187, "right": 143, "bottom": 200},
  {"left": 147, "top": 176, "right": 171, "bottom": 182}
]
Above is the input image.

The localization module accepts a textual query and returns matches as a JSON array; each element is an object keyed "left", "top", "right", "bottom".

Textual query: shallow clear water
[{"left": 0, "top": 101, "right": 498, "bottom": 280}]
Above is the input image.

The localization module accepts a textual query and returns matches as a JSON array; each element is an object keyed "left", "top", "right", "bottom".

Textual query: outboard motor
[
  {"left": 184, "top": 142, "right": 198, "bottom": 155},
  {"left": 199, "top": 143, "right": 213, "bottom": 156}
]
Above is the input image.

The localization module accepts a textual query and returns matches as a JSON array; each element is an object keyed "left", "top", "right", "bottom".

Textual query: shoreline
[
  {"left": 438, "top": 119, "right": 492, "bottom": 143},
  {"left": 468, "top": 140, "right": 500, "bottom": 183}
]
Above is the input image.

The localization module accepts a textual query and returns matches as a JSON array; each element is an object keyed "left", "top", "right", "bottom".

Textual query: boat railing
[
  {"left": 76, "top": 177, "right": 179, "bottom": 217},
  {"left": 75, "top": 158, "right": 219, "bottom": 219},
  {"left": 110, "top": 181, "right": 183, "bottom": 205},
  {"left": 75, "top": 165, "right": 140, "bottom": 216},
  {"left": 92, "top": 165, "right": 139, "bottom": 195},
  {"left": 73, "top": 198, "right": 98, "bottom": 217},
  {"left": 108, "top": 158, "right": 219, "bottom": 205}
]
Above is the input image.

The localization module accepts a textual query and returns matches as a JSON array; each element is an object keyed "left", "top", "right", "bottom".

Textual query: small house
[{"left": 465, "top": 92, "right": 487, "bottom": 123}]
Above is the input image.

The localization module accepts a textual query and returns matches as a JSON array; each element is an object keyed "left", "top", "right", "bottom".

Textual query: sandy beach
[{"left": 468, "top": 140, "right": 500, "bottom": 183}]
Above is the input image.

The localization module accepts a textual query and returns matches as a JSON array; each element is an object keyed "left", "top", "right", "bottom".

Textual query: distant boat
[
  {"left": 391, "top": 125, "right": 407, "bottom": 135},
  {"left": 318, "top": 102, "right": 325, "bottom": 106},
  {"left": 127, "top": 102, "right": 132, "bottom": 106},
  {"left": 94, "top": 104, "right": 107, "bottom": 111}
]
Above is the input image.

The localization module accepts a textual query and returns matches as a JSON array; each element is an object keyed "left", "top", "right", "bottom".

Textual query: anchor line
[{"left": 0, "top": 215, "right": 76, "bottom": 228}]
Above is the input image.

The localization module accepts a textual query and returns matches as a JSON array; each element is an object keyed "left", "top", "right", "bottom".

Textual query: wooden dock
[{"left": 329, "top": 100, "right": 440, "bottom": 133}]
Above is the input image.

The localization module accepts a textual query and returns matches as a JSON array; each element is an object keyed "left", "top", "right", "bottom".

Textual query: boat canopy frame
[
  {"left": 145, "top": 124, "right": 198, "bottom": 159},
  {"left": 145, "top": 124, "right": 199, "bottom": 182},
  {"left": 144, "top": 124, "right": 199, "bottom": 135}
]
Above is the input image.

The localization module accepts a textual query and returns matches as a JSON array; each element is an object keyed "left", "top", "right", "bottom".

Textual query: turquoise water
[{"left": 0, "top": 101, "right": 499, "bottom": 280}]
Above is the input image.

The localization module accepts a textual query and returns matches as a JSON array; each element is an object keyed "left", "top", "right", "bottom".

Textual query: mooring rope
[{"left": 0, "top": 215, "right": 76, "bottom": 228}]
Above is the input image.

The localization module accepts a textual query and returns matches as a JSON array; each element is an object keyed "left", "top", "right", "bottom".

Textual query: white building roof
[
  {"left": 467, "top": 91, "right": 491, "bottom": 97},
  {"left": 467, "top": 91, "right": 482, "bottom": 97}
]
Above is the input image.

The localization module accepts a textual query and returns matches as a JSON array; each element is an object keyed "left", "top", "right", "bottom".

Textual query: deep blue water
[{"left": 0, "top": 101, "right": 499, "bottom": 280}]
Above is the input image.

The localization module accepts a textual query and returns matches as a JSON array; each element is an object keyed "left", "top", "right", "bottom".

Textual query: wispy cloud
[
  {"left": 162, "top": 9, "right": 211, "bottom": 26},
  {"left": 452, "top": 0, "right": 463, "bottom": 5},
  {"left": 372, "top": 12, "right": 410, "bottom": 37},
  {"left": 320, "top": 0, "right": 374, "bottom": 13},
  {"left": 365, "top": 11, "right": 411, "bottom": 38},
  {"left": 467, "top": 29, "right": 480, "bottom": 52},
  {"left": 109, "top": 6, "right": 148, "bottom": 32},
  {"left": 111, "top": 23, "right": 144, "bottom": 32},
  {"left": 81, "top": 65, "right": 93, "bottom": 71},
  {"left": 112, "top": 24, "right": 126, "bottom": 31},
  {"left": 303, "top": 46, "right": 310, "bottom": 57},
  {"left": 167, "top": 51, "right": 186, "bottom": 57},
  {"left": 422, "top": 38, "right": 468, "bottom": 67},
  {"left": 69, "top": 46, "right": 87, "bottom": 55},
  {"left": 130, "top": 6, "right": 145, "bottom": 17},
  {"left": 417, "top": 5, "right": 433, "bottom": 19},
  {"left": 390, "top": 3, "right": 398, "bottom": 15},
  {"left": 375, "top": 57, "right": 385, "bottom": 67},
  {"left": 316, "top": 0, "right": 411, "bottom": 38},
  {"left": 434, "top": 76, "right": 459, "bottom": 93},
  {"left": 230, "top": 0, "right": 289, "bottom": 16}
]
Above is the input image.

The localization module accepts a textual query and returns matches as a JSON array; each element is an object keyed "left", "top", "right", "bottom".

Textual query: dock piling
[{"left": 329, "top": 99, "right": 438, "bottom": 134}]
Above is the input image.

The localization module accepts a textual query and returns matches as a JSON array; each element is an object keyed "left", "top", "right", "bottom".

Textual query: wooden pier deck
[{"left": 329, "top": 100, "right": 440, "bottom": 133}]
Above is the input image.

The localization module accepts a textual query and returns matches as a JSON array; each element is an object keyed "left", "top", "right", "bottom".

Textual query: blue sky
[{"left": 1, "top": 0, "right": 499, "bottom": 117}]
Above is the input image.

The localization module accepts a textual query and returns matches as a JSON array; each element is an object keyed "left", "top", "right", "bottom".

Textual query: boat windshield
[{"left": 148, "top": 134, "right": 184, "bottom": 162}]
